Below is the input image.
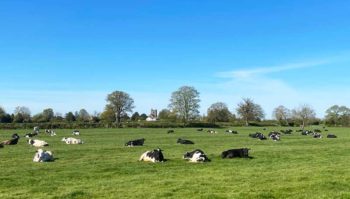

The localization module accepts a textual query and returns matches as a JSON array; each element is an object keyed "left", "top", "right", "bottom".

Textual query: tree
[
  {"left": 65, "top": 112, "right": 76, "bottom": 122},
  {"left": 273, "top": 105, "right": 291, "bottom": 126},
  {"left": 168, "top": 86, "right": 200, "bottom": 123},
  {"left": 131, "top": 112, "right": 140, "bottom": 121},
  {"left": 207, "top": 102, "right": 232, "bottom": 123},
  {"left": 325, "top": 105, "right": 350, "bottom": 126},
  {"left": 106, "top": 91, "right": 135, "bottom": 127},
  {"left": 139, "top": 113, "right": 148, "bottom": 120},
  {"left": 158, "top": 108, "right": 178, "bottom": 121},
  {"left": 0, "top": 107, "right": 12, "bottom": 123},
  {"left": 100, "top": 107, "right": 116, "bottom": 123},
  {"left": 292, "top": 104, "right": 316, "bottom": 129},
  {"left": 13, "top": 106, "right": 31, "bottom": 123},
  {"left": 236, "top": 98, "right": 264, "bottom": 126},
  {"left": 77, "top": 109, "right": 90, "bottom": 122},
  {"left": 42, "top": 108, "right": 54, "bottom": 122}
]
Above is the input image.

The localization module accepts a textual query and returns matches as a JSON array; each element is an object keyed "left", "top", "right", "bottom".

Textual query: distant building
[{"left": 146, "top": 109, "right": 157, "bottom": 122}]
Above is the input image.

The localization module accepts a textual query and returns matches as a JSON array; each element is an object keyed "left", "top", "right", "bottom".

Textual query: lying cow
[
  {"left": 125, "top": 138, "right": 145, "bottom": 147},
  {"left": 72, "top": 130, "right": 80, "bottom": 136},
  {"left": 28, "top": 139, "right": 49, "bottom": 147},
  {"left": 33, "top": 149, "right": 54, "bottom": 162},
  {"left": 221, "top": 148, "right": 250, "bottom": 159},
  {"left": 197, "top": 128, "right": 203, "bottom": 132},
  {"left": 2, "top": 134, "right": 20, "bottom": 145},
  {"left": 139, "top": 148, "right": 165, "bottom": 163},
  {"left": 177, "top": 138, "right": 194, "bottom": 144},
  {"left": 61, "top": 137, "right": 84, "bottom": 144},
  {"left": 281, "top": 129, "right": 293, "bottom": 134},
  {"left": 207, "top": 129, "right": 217, "bottom": 134},
  {"left": 313, "top": 133, "right": 322, "bottom": 139},
  {"left": 33, "top": 126, "right": 40, "bottom": 133},
  {"left": 25, "top": 132, "right": 38, "bottom": 138},
  {"left": 226, "top": 130, "right": 238, "bottom": 134},
  {"left": 269, "top": 133, "right": 281, "bottom": 141},
  {"left": 249, "top": 132, "right": 266, "bottom": 140},
  {"left": 183, "top": 149, "right": 210, "bottom": 163},
  {"left": 167, "top": 130, "right": 174, "bottom": 134},
  {"left": 327, "top": 134, "right": 337, "bottom": 138},
  {"left": 45, "top": 129, "right": 56, "bottom": 136}
]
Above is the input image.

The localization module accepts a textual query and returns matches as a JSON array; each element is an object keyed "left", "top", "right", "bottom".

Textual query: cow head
[{"left": 28, "top": 139, "right": 35, "bottom": 145}]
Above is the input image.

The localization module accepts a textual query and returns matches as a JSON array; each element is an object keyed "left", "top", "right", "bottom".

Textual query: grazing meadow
[{"left": 0, "top": 127, "right": 349, "bottom": 199}]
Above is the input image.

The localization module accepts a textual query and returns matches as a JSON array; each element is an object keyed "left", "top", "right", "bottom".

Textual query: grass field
[{"left": 0, "top": 127, "right": 349, "bottom": 199}]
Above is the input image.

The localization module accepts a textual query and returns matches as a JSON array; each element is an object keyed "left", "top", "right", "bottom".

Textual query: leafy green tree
[
  {"left": 207, "top": 102, "right": 232, "bottom": 123},
  {"left": 42, "top": 108, "right": 54, "bottom": 122},
  {"left": 65, "top": 112, "right": 76, "bottom": 122},
  {"left": 139, "top": 113, "right": 148, "bottom": 120},
  {"left": 0, "top": 107, "right": 12, "bottom": 123},
  {"left": 236, "top": 98, "right": 264, "bottom": 126},
  {"left": 106, "top": 91, "right": 134, "bottom": 127},
  {"left": 100, "top": 107, "right": 116, "bottom": 123},
  {"left": 131, "top": 112, "right": 140, "bottom": 121},
  {"left": 168, "top": 86, "right": 200, "bottom": 123},
  {"left": 325, "top": 105, "right": 350, "bottom": 126}
]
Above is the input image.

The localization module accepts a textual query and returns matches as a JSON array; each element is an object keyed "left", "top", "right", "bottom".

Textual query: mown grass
[{"left": 0, "top": 127, "right": 349, "bottom": 199}]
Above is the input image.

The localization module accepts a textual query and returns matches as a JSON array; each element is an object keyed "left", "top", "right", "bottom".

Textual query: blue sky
[{"left": 1, "top": 0, "right": 350, "bottom": 118}]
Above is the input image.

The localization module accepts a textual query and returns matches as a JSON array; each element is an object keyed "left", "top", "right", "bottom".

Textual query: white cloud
[{"left": 216, "top": 60, "right": 329, "bottom": 79}]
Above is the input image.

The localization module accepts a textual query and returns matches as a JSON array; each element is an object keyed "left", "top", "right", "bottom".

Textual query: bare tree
[
  {"left": 106, "top": 91, "right": 135, "bottom": 127},
  {"left": 292, "top": 104, "right": 316, "bottom": 130},
  {"left": 273, "top": 105, "right": 291, "bottom": 126},
  {"left": 168, "top": 86, "right": 200, "bottom": 123},
  {"left": 236, "top": 98, "right": 264, "bottom": 126},
  {"left": 14, "top": 106, "right": 31, "bottom": 123}
]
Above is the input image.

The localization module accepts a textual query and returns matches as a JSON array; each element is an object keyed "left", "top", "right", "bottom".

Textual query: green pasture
[{"left": 0, "top": 127, "right": 349, "bottom": 199}]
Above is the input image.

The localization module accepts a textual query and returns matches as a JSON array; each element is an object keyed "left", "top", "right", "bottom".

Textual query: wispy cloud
[{"left": 217, "top": 60, "right": 329, "bottom": 79}]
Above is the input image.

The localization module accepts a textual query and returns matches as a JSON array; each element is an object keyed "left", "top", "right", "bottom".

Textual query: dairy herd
[{"left": 0, "top": 127, "right": 337, "bottom": 164}]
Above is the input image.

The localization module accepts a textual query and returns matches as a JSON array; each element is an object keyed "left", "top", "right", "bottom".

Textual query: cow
[
  {"left": 249, "top": 132, "right": 266, "bottom": 140},
  {"left": 197, "top": 128, "right": 203, "bottom": 132},
  {"left": 28, "top": 139, "right": 49, "bottom": 147},
  {"left": 33, "top": 149, "right": 54, "bottom": 162},
  {"left": 226, "top": 130, "right": 238, "bottom": 134},
  {"left": 301, "top": 130, "right": 313, "bottom": 135},
  {"left": 327, "top": 134, "right": 337, "bottom": 138},
  {"left": 61, "top": 137, "right": 84, "bottom": 144},
  {"left": 33, "top": 126, "right": 40, "bottom": 133},
  {"left": 269, "top": 132, "right": 281, "bottom": 141},
  {"left": 183, "top": 149, "right": 210, "bottom": 163},
  {"left": 281, "top": 129, "right": 293, "bottom": 134},
  {"left": 25, "top": 132, "right": 38, "bottom": 138},
  {"left": 207, "top": 130, "right": 217, "bottom": 134},
  {"left": 167, "top": 130, "right": 174, "bottom": 134},
  {"left": 139, "top": 148, "right": 165, "bottom": 163},
  {"left": 45, "top": 129, "right": 56, "bottom": 136},
  {"left": 177, "top": 138, "right": 194, "bottom": 144},
  {"left": 313, "top": 133, "right": 322, "bottom": 139},
  {"left": 72, "top": 130, "right": 80, "bottom": 136},
  {"left": 314, "top": 129, "right": 322, "bottom": 133},
  {"left": 221, "top": 148, "right": 250, "bottom": 159},
  {"left": 1, "top": 134, "right": 20, "bottom": 145},
  {"left": 125, "top": 138, "right": 145, "bottom": 147}
]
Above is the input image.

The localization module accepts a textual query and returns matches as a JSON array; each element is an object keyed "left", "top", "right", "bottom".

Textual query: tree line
[{"left": 0, "top": 85, "right": 349, "bottom": 128}]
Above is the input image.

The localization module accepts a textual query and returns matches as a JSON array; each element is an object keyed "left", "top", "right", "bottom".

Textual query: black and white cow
[
  {"left": 72, "top": 130, "right": 80, "bottom": 136},
  {"left": 327, "top": 134, "right": 337, "bottom": 138},
  {"left": 139, "top": 148, "right": 165, "bottom": 163},
  {"left": 177, "top": 138, "right": 194, "bottom": 144},
  {"left": 183, "top": 149, "right": 210, "bottom": 163},
  {"left": 313, "top": 133, "right": 322, "bottom": 139},
  {"left": 33, "top": 126, "right": 40, "bottom": 133},
  {"left": 45, "top": 129, "right": 56, "bottom": 136},
  {"left": 281, "top": 129, "right": 293, "bottom": 134},
  {"left": 28, "top": 139, "right": 49, "bottom": 147},
  {"left": 25, "top": 132, "right": 38, "bottom": 138},
  {"left": 269, "top": 132, "right": 281, "bottom": 141},
  {"left": 221, "top": 148, "right": 250, "bottom": 159},
  {"left": 1, "top": 134, "right": 20, "bottom": 145},
  {"left": 207, "top": 129, "right": 217, "bottom": 134},
  {"left": 226, "top": 130, "right": 238, "bottom": 134},
  {"left": 249, "top": 132, "right": 266, "bottom": 140},
  {"left": 125, "top": 138, "right": 145, "bottom": 147},
  {"left": 197, "top": 128, "right": 203, "bottom": 132},
  {"left": 33, "top": 149, "right": 54, "bottom": 162},
  {"left": 301, "top": 130, "right": 313, "bottom": 135}
]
